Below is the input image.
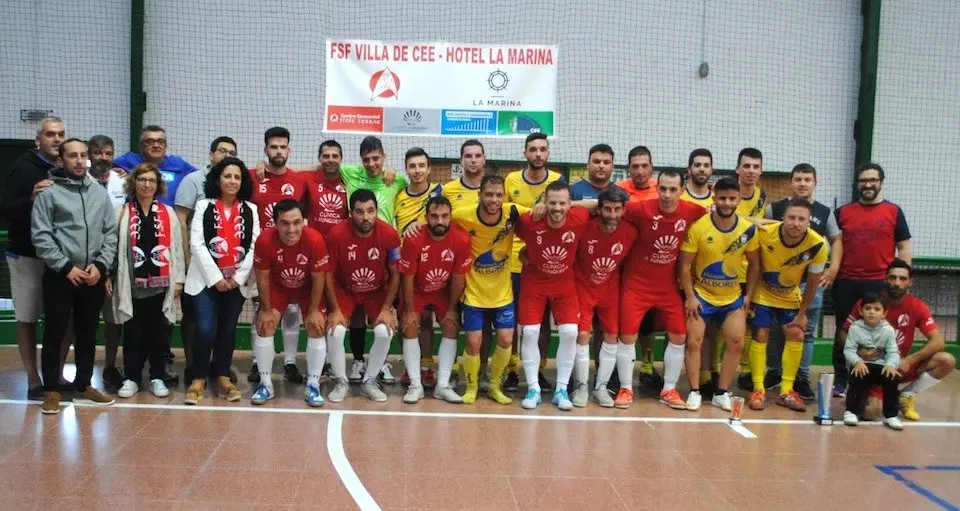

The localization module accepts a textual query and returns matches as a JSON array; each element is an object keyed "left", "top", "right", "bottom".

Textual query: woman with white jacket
[
  {"left": 110, "top": 163, "right": 186, "bottom": 398},
  {"left": 184, "top": 157, "right": 260, "bottom": 405}
]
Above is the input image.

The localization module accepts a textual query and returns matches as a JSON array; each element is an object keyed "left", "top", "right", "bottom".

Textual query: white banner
[{"left": 323, "top": 39, "right": 558, "bottom": 137}]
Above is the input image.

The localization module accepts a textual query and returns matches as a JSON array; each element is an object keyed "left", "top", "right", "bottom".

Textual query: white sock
[
  {"left": 521, "top": 325, "right": 542, "bottom": 392},
  {"left": 306, "top": 337, "right": 327, "bottom": 387},
  {"left": 901, "top": 372, "right": 941, "bottom": 397},
  {"left": 616, "top": 341, "right": 635, "bottom": 390},
  {"left": 253, "top": 335, "right": 275, "bottom": 389},
  {"left": 402, "top": 338, "right": 422, "bottom": 386},
  {"left": 363, "top": 324, "right": 392, "bottom": 383},
  {"left": 596, "top": 343, "right": 617, "bottom": 390},
  {"left": 554, "top": 324, "right": 578, "bottom": 390},
  {"left": 662, "top": 342, "right": 685, "bottom": 391},
  {"left": 328, "top": 325, "right": 347, "bottom": 379},
  {"left": 574, "top": 344, "right": 589, "bottom": 385},
  {"left": 437, "top": 337, "right": 457, "bottom": 389}
]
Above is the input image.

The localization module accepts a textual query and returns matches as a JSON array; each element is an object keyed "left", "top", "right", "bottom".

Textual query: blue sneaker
[
  {"left": 521, "top": 388, "right": 542, "bottom": 410},
  {"left": 251, "top": 384, "right": 274, "bottom": 405},
  {"left": 552, "top": 388, "right": 573, "bottom": 411},
  {"left": 304, "top": 384, "right": 324, "bottom": 407}
]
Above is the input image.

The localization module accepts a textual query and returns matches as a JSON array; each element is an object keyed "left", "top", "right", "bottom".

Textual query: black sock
[
  {"left": 349, "top": 327, "right": 367, "bottom": 361},
  {"left": 715, "top": 388, "right": 727, "bottom": 397},
  {"left": 691, "top": 388, "right": 700, "bottom": 393}
]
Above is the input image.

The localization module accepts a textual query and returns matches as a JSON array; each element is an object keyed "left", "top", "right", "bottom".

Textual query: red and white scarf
[
  {"left": 128, "top": 200, "right": 172, "bottom": 289},
  {"left": 213, "top": 199, "right": 243, "bottom": 278}
]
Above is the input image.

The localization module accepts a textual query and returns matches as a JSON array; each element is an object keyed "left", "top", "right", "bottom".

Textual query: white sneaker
[
  {"left": 349, "top": 360, "right": 366, "bottom": 383},
  {"left": 149, "top": 379, "right": 170, "bottom": 398},
  {"left": 570, "top": 382, "right": 589, "bottom": 408},
  {"left": 593, "top": 387, "right": 615, "bottom": 408},
  {"left": 328, "top": 377, "right": 350, "bottom": 402},
  {"left": 843, "top": 410, "right": 859, "bottom": 426},
  {"left": 117, "top": 379, "right": 138, "bottom": 398},
  {"left": 711, "top": 391, "right": 732, "bottom": 412},
  {"left": 685, "top": 390, "right": 702, "bottom": 411},
  {"left": 403, "top": 383, "right": 424, "bottom": 404},
  {"left": 378, "top": 362, "right": 396, "bottom": 384},
  {"left": 433, "top": 385, "right": 463, "bottom": 403},
  {"left": 885, "top": 417, "right": 904, "bottom": 431},
  {"left": 360, "top": 379, "right": 388, "bottom": 402}
]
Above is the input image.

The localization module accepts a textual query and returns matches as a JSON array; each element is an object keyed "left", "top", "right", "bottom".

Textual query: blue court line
[{"left": 875, "top": 465, "right": 960, "bottom": 511}]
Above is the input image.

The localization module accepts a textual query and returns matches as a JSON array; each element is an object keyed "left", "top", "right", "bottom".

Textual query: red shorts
[
  {"left": 399, "top": 291, "right": 450, "bottom": 319},
  {"left": 261, "top": 289, "right": 324, "bottom": 315},
  {"left": 333, "top": 284, "right": 388, "bottom": 323},
  {"left": 517, "top": 281, "right": 579, "bottom": 326},
  {"left": 620, "top": 287, "right": 686, "bottom": 336},
  {"left": 575, "top": 279, "right": 618, "bottom": 334}
]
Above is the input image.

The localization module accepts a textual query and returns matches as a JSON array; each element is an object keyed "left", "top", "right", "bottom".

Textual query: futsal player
[{"left": 680, "top": 148, "right": 714, "bottom": 209}]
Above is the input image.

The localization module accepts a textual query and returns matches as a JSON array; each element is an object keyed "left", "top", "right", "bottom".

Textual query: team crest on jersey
[
  {"left": 441, "top": 249, "right": 455, "bottom": 262},
  {"left": 611, "top": 242, "right": 624, "bottom": 256},
  {"left": 368, "top": 248, "right": 381, "bottom": 260},
  {"left": 296, "top": 253, "right": 309, "bottom": 266},
  {"left": 561, "top": 231, "right": 575, "bottom": 243},
  {"left": 280, "top": 267, "right": 307, "bottom": 288},
  {"left": 674, "top": 219, "right": 687, "bottom": 232},
  {"left": 281, "top": 183, "right": 295, "bottom": 196},
  {"left": 897, "top": 314, "right": 909, "bottom": 328}
]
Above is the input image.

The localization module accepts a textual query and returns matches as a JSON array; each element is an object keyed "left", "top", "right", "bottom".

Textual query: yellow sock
[
  {"left": 748, "top": 341, "right": 766, "bottom": 394},
  {"left": 712, "top": 333, "right": 724, "bottom": 374},
  {"left": 508, "top": 354, "right": 520, "bottom": 371},
  {"left": 420, "top": 356, "right": 434, "bottom": 369},
  {"left": 489, "top": 346, "right": 511, "bottom": 386},
  {"left": 739, "top": 328, "right": 753, "bottom": 373},
  {"left": 461, "top": 353, "right": 481, "bottom": 404},
  {"left": 780, "top": 341, "right": 802, "bottom": 395}
]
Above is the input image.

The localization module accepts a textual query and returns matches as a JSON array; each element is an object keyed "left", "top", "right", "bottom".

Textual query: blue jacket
[{"left": 113, "top": 152, "right": 197, "bottom": 206}]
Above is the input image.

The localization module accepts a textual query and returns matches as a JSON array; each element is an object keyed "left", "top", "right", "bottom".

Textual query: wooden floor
[{"left": 1, "top": 347, "right": 960, "bottom": 510}]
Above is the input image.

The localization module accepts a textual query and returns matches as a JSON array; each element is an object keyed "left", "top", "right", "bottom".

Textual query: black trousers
[
  {"left": 846, "top": 363, "right": 900, "bottom": 418},
  {"left": 41, "top": 269, "right": 105, "bottom": 392},
  {"left": 122, "top": 292, "right": 170, "bottom": 382},
  {"left": 831, "top": 279, "right": 886, "bottom": 386}
]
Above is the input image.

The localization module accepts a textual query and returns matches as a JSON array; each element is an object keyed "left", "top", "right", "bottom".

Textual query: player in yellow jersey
[
  {"left": 678, "top": 177, "right": 760, "bottom": 411},
  {"left": 442, "top": 139, "right": 486, "bottom": 209},
  {"left": 502, "top": 133, "right": 563, "bottom": 392},
  {"left": 680, "top": 148, "right": 714, "bottom": 209},
  {"left": 394, "top": 148, "right": 444, "bottom": 389},
  {"left": 452, "top": 174, "right": 527, "bottom": 404},
  {"left": 746, "top": 198, "right": 827, "bottom": 412}
]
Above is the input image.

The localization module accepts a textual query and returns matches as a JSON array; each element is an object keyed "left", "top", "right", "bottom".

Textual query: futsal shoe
[
  {"left": 328, "top": 378, "right": 350, "bottom": 403},
  {"left": 776, "top": 391, "right": 806, "bottom": 412},
  {"left": 593, "top": 388, "right": 615, "bottom": 408},
  {"left": 637, "top": 364, "right": 663, "bottom": 390},
  {"left": 712, "top": 392, "right": 733, "bottom": 412},
  {"left": 684, "top": 391, "right": 702, "bottom": 411},
  {"left": 403, "top": 383, "right": 425, "bottom": 404},
  {"left": 284, "top": 363, "right": 304, "bottom": 384},
  {"left": 305, "top": 384, "right": 324, "bottom": 407},
  {"left": 843, "top": 410, "right": 859, "bottom": 426},
  {"left": 794, "top": 377, "right": 816, "bottom": 401},
  {"left": 434, "top": 385, "right": 464, "bottom": 404},
  {"left": 251, "top": 384, "right": 274, "bottom": 405},
  {"left": 899, "top": 396, "right": 920, "bottom": 421},
  {"left": 570, "top": 382, "right": 589, "bottom": 408},
  {"left": 551, "top": 388, "right": 573, "bottom": 411},
  {"left": 658, "top": 388, "right": 686, "bottom": 410},
  {"left": 613, "top": 388, "right": 634, "bottom": 409},
  {"left": 521, "top": 388, "right": 542, "bottom": 409},
  {"left": 748, "top": 390, "right": 766, "bottom": 411},
  {"left": 360, "top": 379, "right": 388, "bottom": 402},
  {"left": 737, "top": 372, "right": 754, "bottom": 392}
]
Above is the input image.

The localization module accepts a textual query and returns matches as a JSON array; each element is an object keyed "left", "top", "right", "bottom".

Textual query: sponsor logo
[
  {"left": 423, "top": 268, "right": 450, "bottom": 292},
  {"left": 369, "top": 67, "right": 401, "bottom": 99},
  {"left": 496, "top": 111, "right": 554, "bottom": 136},
  {"left": 280, "top": 267, "right": 307, "bottom": 288},
  {"left": 326, "top": 105, "right": 384, "bottom": 133},
  {"left": 350, "top": 267, "right": 378, "bottom": 293},
  {"left": 541, "top": 245, "right": 568, "bottom": 275},
  {"left": 589, "top": 256, "right": 618, "bottom": 284},
  {"left": 487, "top": 70, "right": 509, "bottom": 92},
  {"left": 647, "top": 235, "right": 681, "bottom": 265},
  {"left": 384, "top": 108, "right": 440, "bottom": 134},
  {"left": 440, "top": 110, "right": 497, "bottom": 136}
]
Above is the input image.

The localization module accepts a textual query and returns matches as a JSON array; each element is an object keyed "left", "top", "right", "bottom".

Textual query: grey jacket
[{"left": 31, "top": 168, "right": 118, "bottom": 278}]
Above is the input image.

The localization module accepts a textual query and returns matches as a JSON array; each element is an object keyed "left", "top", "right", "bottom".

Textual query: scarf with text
[
  {"left": 202, "top": 199, "right": 254, "bottom": 279},
  {"left": 129, "top": 200, "right": 172, "bottom": 288}
]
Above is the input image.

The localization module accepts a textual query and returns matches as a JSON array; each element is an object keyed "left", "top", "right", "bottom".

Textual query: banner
[{"left": 324, "top": 39, "right": 558, "bottom": 137}]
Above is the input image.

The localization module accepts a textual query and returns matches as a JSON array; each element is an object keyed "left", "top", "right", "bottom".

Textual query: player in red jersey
[
  {"left": 247, "top": 127, "right": 310, "bottom": 386},
  {"left": 842, "top": 259, "right": 955, "bottom": 420},
  {"left": 398, "top": 195, "right": 472, "bottom": 404},
  {"left": 250, "top": 200, "right": 331, "bottom": 406},
  {"left": 515, "top": 181, "right": 590, "bottom": 411},
  {"left": 304, "top": 140, "right": 348, "bottom": 235},
  {"left": 324, "top": 189, "right": 402, "bottom": 403},
  {"left": 572, "top": 187, "right": 638, "bottom": 408},
  {"left": 619, "top": 169, "right": 708, "bottom": 410}
]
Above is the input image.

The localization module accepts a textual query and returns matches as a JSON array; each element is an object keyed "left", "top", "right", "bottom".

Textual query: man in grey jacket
[{"left": 31, "top": 138, "right": 118, "bottom": 414}]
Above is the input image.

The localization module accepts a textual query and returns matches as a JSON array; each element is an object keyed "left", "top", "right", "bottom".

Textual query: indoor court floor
[{"left": 1, "top": 347, "right": 960, "bottom": 510}]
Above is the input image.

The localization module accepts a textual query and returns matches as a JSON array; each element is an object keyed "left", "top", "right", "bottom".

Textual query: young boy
[{"left": 842, "top": 292, "right": 902, "bottom": 430}]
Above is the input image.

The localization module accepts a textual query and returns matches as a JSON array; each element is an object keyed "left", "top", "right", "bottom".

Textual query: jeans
[
  {"left": 190, "top": 287, "right": 245, "bottom": 380},
  {"left": 41, "top": 269, "right": 106, "bottom": 391},
  {"left": 122, "top": 293, "right": 170, "bottom": 382}
]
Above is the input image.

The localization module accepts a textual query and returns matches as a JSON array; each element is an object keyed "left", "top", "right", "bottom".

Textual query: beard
[
  {"left": 355, "top": 220, "right": 373, "bottom": 233},
  {"left": 887, "top": 283, "right": 907, "bottom": 299},
  {"left": 270, "top": 155, "right": 288, "bottom": 168},
  {"left": 428, "top": 223, "right": 449, "bottom": 237}
]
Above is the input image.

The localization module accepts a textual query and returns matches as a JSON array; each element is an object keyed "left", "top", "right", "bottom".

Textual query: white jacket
[
  {"left": 184, "top": 198, "right": 260, "bottom": 298},
  {"left": 111, "top": 202, "right": 186, "bottom": 324}
]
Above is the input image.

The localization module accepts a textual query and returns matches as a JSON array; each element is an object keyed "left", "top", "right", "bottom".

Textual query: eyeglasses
[
  {"left": 215, "top": 147, "right": 238, "bottom": 156},
  {"left": 142, "top": 138, "right": 167, "bottom": 147},
  {"left": 136, "top": 177, "right": 157, "bottom": 184},
  {"left": 858, "top": 178, "right": 881, "bottom": 185}
]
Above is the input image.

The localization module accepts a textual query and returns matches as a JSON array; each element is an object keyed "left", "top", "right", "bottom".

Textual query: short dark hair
[
  {"left": 319, "top": 139, "right": 342, "bottom": 157},
  {"left": 205, "top": 157, "right": 253, "bottom": 201},
  {"left": 628, "top": 146, "right": 651, "bottom": 162},
  {"left": 141, "top": 125, "right": 165, "bottom": 134},
  {"left": 524, "top": 132, "right": 548, "bottom": 149},
  {"left": 688, "top": 148, "right": 712, "bottom": 167},
  {"left": 588, "top": 143, "right": 614, "bottom": 159},
  {"left": 264, "top": 126, "right": 290, "bottom": 146},
  {"left": 209, "top": 136, "right": 237, "bottom": 153},
  {"left": 713, "top": 176, "right": 740, "bottom": 194},
  {"left": 426, "top": 194, "right": 452, "bottom": 213},
  {"left": 887, "top": 258, "right": 913, "bottom": 278},
  {"left": 88, "top": 134, "right": 114, "bottom": 152},
  {"left": 860, "top": 291, "right": 888, "bottom": 310},
  {"left": 856, "top": 162, "right": 885, "bottom": 182},
  {"left": 350, "top": 189, "right": 378, "bottom": 210},
  {"left": 597, "top": 186, "right": 629, "bottom": 209},
  {"left": 785, "top": 197, "right": 813, "bottom": 214},
  {"left": 544, "top": 180, "right": 569, "bottom": 197},
  {"left": 360, "top": 136, "right": 384, "bottom": 157},
  {"left": 58, "top": 138, "right": 86, "bottom": 158},
  {"left": 480, "top": 173, "right": 505, "bottom": 192},
  {"left": 273, "top": 198, "right": 305, "bottom": 222},
  {"left": 791, "top": 163, "right": 817, "bottom": 181},
  {"left": 405, "top": 147, "right": 430, "bottom": 166},
  {"left": 460, "top": 139, "right": 485, "bottom": 156},
  {"left": 657, "top": 168, "right": 684, "bottom": 185},
  {"left": 737, "top": 147, "right": 763, "bottom": 166}
]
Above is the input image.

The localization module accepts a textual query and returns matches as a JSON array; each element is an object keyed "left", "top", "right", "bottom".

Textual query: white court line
[
  {"left": 728, "top": 421, "right": 758, "bottom": 438},
  {"left": 3, "top": 398, "right": 960, "bottom": 427},
  {"left": 327, "top": 411, "right": 381, "bottom": 511}
]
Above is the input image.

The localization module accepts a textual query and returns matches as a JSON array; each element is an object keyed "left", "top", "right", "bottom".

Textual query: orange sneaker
[
  {"left": 776, "top": 390, "right": 807, "bottom": 412},
  {"left": 748, "top": 390, "right": 766, "bottom": 410},
  {"left": 614, "top": 388, "right": 634, "bottom": 409},
  {"left": 658, "top": 388, "right": 686, "bottom": 410}
]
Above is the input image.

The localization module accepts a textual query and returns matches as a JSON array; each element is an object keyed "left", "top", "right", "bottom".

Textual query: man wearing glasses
[
  {"left": 114, "top": 125, "right": 197, "bottom": 205},
  {"left": 825, "top": 163, "right": 912, "bottom": 397}
]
